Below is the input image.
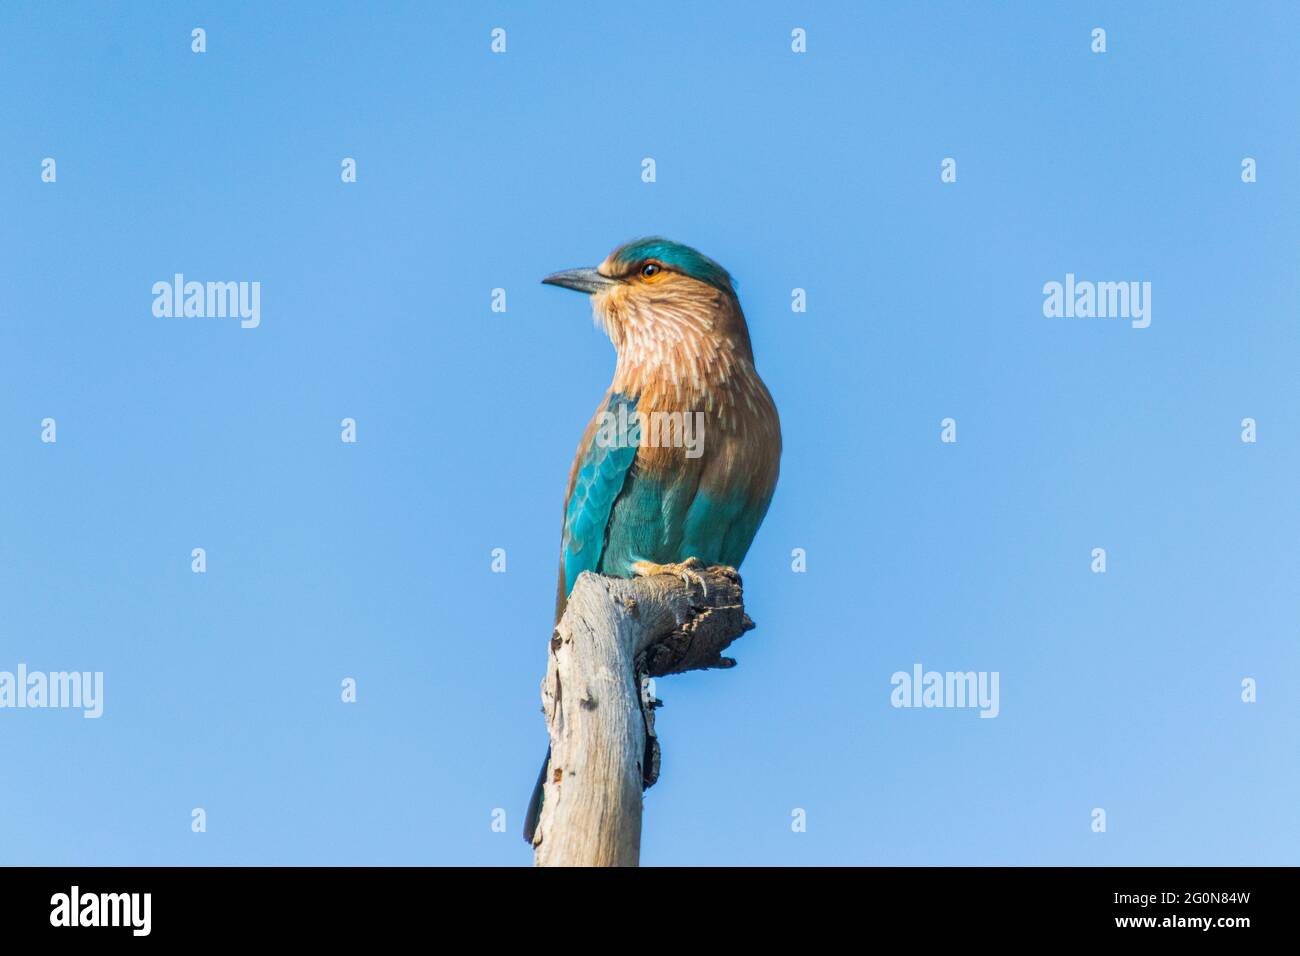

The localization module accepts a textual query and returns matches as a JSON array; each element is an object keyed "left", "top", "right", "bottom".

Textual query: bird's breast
[{"left": 628, "top": 362, "right": 780, "bottom": 506}]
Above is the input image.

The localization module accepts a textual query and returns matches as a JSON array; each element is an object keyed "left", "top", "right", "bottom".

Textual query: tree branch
[{"left": 532, "top": 566, "right": 754, "bottom": 866}]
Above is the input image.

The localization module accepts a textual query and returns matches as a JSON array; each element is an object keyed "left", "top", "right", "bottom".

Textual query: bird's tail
[{"left": 522, "top": 745, "right": 549, "bottom": 845}]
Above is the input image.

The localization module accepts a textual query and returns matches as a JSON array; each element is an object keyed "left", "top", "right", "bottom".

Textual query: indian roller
[{"left": 523, "top": 237, "right": 782, "bottom": 845}]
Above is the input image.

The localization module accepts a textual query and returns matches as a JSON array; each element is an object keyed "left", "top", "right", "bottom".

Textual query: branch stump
[{"left": 532, "top": 566, "right": 754, "bottom": 866}]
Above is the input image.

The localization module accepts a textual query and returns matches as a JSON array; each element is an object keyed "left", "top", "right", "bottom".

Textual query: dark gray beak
[{"left": 542, "top": 267, "right": 618, "bottom": 295}]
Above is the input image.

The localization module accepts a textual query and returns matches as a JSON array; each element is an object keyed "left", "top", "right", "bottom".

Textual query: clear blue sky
[{"left": 2, "top": 1, "right": 1297, "bottom": 866}]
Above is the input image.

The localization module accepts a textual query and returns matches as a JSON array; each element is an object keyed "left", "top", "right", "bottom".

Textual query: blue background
[{"left": 1, "top": 1, "right": 1296, "bottom": 865}]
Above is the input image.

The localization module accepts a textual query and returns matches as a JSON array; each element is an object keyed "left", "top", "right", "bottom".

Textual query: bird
[{"left": 523, "top": 237, "right": 781, "bottom": 845}]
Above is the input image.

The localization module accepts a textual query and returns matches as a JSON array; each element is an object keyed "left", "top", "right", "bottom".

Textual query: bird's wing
[{"left": 554, "top": 392, "right": 641, "bottom": 621}]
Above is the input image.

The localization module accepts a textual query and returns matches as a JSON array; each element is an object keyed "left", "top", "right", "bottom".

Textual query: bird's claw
[{"left": 631, "top": 557, "right": 710, "bottom": 595}]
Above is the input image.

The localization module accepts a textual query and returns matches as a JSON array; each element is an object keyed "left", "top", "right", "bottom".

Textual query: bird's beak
[{"left": 541, "top": 267, "right": 618, "bottom": 295}]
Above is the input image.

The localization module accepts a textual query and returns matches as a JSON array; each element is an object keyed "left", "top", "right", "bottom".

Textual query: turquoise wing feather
[
  {"left": 562, "top": 396, "right": 776, "bottom": 598},
  {"left": 594, "top": 456, "right": 772, "bottom": 578},
  {"left": 561, "top": 393, "right": 641, "bottom": 596}
]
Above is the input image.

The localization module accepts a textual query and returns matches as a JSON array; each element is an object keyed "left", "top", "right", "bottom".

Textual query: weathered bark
[{"left": 532, "top": 566, "right": 753, "bottom": 867}]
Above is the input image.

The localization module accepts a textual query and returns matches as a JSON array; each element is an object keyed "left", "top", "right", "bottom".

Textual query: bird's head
[{"left": 542, "top": 237, "right": 751, "bottom": 361}]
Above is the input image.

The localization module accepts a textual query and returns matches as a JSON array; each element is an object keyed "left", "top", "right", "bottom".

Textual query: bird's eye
[{"left": 640, "top": 262, "right": 661, "bottom": 278}]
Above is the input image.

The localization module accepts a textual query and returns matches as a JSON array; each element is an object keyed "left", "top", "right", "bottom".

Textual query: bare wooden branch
[{"left": 532, "top": 566, "right": 754, "bottom": 867}]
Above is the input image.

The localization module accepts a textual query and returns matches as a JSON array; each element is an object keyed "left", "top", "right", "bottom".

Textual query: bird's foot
[{"left": 631, "top": 556, "right": 710, "bottom": 595}]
